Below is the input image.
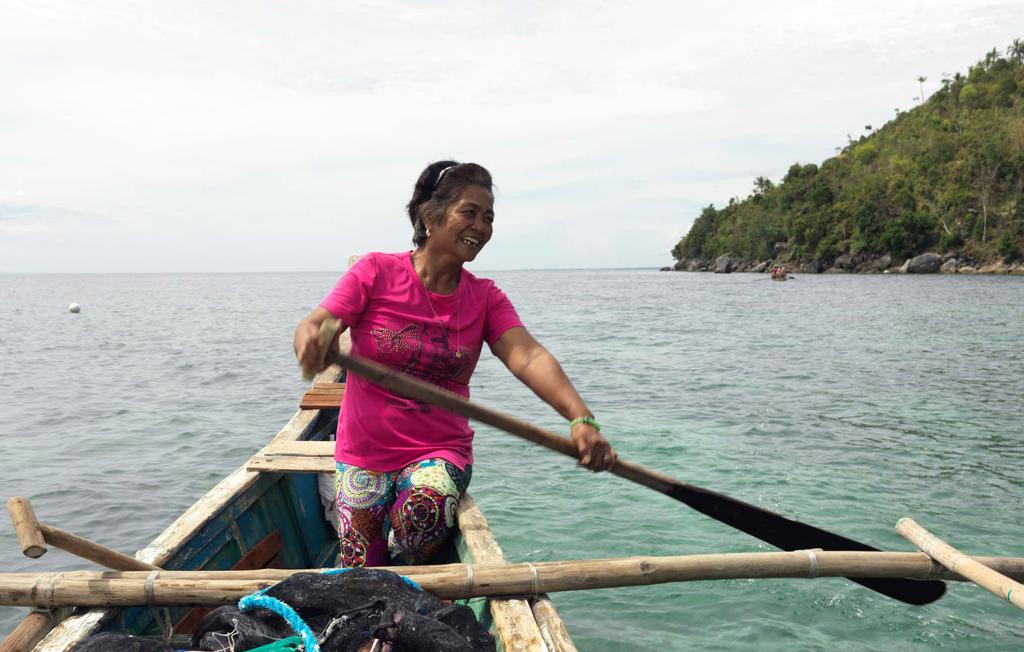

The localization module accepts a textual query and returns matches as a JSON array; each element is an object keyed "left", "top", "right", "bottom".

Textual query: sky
[{"left": 2, "top": 1, "right": 1023, "bottom": 273}]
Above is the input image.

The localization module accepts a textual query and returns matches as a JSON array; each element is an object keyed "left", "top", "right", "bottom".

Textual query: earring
[{"left": 425, "top": 227, "right": 431, "bottom": 238}]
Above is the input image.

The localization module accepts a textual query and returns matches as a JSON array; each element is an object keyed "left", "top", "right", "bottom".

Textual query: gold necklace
[
  {"left": 421, "top": 286, "right": 462, "bottom": 356},
  {"left": 414, "top": 251, "right": 463, "bottom": 358},
  {"left": 424, "top": 287, "right": 461, "bottom": 358}
]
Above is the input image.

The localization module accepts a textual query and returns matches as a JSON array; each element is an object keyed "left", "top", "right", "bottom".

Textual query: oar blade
[{"left": 667, "top": 483, "right": 946, "bottom": 605}]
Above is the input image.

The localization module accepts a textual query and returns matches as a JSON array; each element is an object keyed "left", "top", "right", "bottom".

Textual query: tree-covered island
[{"left": 668, "top": 41, "right": 1024, "bottom": 274}]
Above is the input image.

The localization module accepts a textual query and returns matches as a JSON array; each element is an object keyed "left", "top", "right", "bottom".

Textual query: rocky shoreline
[{"left": 662, "top": 251, "right": 1024, "bottom": 275}]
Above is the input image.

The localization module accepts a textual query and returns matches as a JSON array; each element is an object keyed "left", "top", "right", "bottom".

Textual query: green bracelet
[{"left": 569, "top": 416, "right": 601, "bottom": 432}]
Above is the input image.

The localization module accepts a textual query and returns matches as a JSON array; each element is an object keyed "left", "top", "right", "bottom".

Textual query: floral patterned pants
[{"left": 334, "top": 458, "right": 472, "bottom": 567}]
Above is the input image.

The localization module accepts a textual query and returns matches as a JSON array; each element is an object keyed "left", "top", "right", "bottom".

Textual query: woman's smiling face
[{"left": 430, "top": 184, "right": 494, "bottom": 263}]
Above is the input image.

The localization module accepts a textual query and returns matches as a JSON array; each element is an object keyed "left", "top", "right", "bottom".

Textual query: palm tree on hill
[{"left": 1009, "top": 39, "right": 1024, "bottom": 63}]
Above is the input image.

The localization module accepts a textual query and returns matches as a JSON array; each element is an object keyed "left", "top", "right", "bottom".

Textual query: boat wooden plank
[
  {"left": 246, "top": 440, "right": 334, "bottom": 473},
  {"left": 256, "top": 441, "right": 335, "bottom": 456},
  {"left": 274, "top": 473, "right": 338, "bottom": 567},
  {"left": 456, "top": 494, "right": 552, "bottom": 652},
  {"left": 299, "top": 399, "right": 343, "bottom": 406},
  {"left": 174, "top": 531, "right": 283, "bottom": 634},
  {"left": 299, "top": 396, "right": 343, "bottom": 403},
  {"left": 531, "top": 598, "right": 577, "bottom": 652},
  {"left": 298, "top": 400, "right": 343, "bottom": 410},
  {"left": 299, "top": 383, "right": 345, "bottom": 409},
  {"left": 305, "top": 383, "right": 346, "bottom": 393},
  {"left": 150, "top": 471, "right": 283, "bottom": 572},
  {"left": 247, "top": 455, "right": 334, "bottom": 474}
]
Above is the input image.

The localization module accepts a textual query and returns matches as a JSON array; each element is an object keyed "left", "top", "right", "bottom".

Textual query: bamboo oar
[
  {"left": 319, "top": 326, "right": 945, "bottom": 605},
  {"left": 897, "top": 518, "right": 1024, "bottom": 611},
  {"left": 1, "top": 551, "right": 1019, "bottom": 608}
]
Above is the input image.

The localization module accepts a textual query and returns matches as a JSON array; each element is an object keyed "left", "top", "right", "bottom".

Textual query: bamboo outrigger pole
[
  {"left": 7, "top": 497, "right": 158, "bottom": 572},
  {"left": 2, "top": 551, "right": 1023, "bottom": 609},
  {"left": 897, "top": 518, "right": 1024, "bottom": 612}
]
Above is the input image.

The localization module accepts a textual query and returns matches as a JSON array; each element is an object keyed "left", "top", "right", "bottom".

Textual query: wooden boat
[{"left": 9, "top": 363, "right": 575, "bottom": 652}]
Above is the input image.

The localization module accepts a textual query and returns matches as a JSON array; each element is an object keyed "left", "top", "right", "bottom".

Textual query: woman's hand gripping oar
[
  {"left": 316, "top": 318, "right": 946, "bottom": 606},
  {"left": 298, "top": 314, "right": 343, "bottom": 381}
]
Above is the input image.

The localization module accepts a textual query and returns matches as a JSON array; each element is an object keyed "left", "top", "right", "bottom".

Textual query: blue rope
[{"left": 238, "top": 588, "right": 320, "bottom": 652}]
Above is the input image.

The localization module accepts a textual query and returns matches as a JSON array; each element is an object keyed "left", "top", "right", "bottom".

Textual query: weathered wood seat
[
  {"left": 247, "top": 441, "right": 334, "bottom": 474},
  {"left": 298, "top": 382, "right": 345, "bottom": 410}
]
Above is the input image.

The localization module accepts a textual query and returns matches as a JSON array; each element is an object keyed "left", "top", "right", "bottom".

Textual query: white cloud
[{"left": 1, "top": 0, "right": 1022, "bottom": 271}]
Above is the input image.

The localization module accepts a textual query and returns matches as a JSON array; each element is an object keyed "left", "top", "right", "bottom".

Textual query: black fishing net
[
  {"left": 74, "top": 568, "right": 495, "bottom": 652},
  {"left": 73, "top": 632, "right": 174, "bottom": 652}
]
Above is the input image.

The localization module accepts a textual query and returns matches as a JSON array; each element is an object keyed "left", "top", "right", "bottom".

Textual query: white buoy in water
[{"left": 68, "top": 302, "right": 81, "bottom": 313}]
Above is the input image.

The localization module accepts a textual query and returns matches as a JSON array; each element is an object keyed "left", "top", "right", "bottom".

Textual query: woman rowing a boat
[{"left": 294, "top": 160, "right": 616, "bottom": 568}]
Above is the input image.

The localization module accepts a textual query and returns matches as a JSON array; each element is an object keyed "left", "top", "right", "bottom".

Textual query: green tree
[
  {"left": 669, "top": 41, "right": 1024, "bottom": 267},
  {"left": 997, "top": 232, "right": 1020, "bottom": 260},
  {"left": 1010, "top": 39, "right": 1024, "bottom": 63}
]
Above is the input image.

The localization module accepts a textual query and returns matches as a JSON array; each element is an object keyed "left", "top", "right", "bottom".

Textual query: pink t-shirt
[{"left": 320, "top": 251, "right": 524, "bottom": 471}]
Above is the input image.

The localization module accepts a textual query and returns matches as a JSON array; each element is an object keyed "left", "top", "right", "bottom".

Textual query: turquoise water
[{"left": 1, "top": 270, "right": 1023, "bottom": 649}]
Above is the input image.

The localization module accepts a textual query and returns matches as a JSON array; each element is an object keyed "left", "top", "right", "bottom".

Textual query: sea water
[{"left": 1, "top": 270, "right": 1022, "bottom": 650}]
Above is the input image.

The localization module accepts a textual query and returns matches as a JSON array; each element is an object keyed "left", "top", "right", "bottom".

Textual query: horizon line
[{"left": 0, "top": 266, "right": 663, "bottom": 276}]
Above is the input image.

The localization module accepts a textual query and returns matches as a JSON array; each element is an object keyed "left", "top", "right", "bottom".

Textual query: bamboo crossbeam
[
  {"left": 897, "top": 517, "right": 1024, "bottom": 612},
  {"left": 1, "top": 551, "right": 1023, "bottom": 608}
]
